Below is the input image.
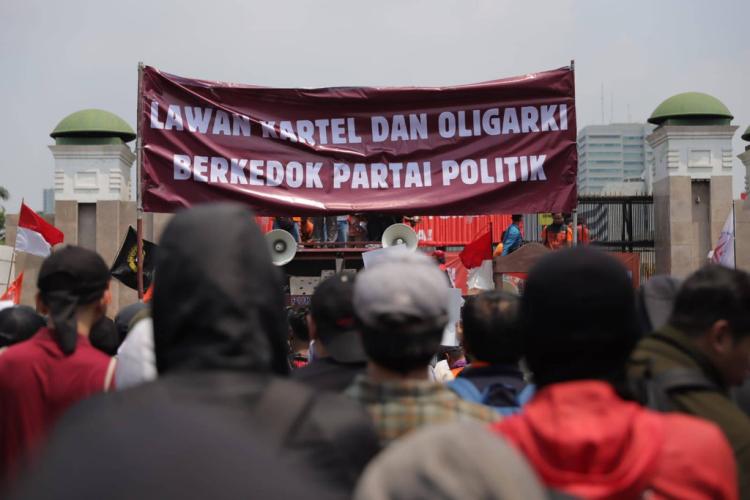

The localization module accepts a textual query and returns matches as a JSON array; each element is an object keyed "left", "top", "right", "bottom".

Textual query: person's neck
[
  {"left": 75, "top": 309, "right": 101, "bottom": 338},
  {"left": 75, "top": 320, "right": 95, "bottom": 337},
  {"left": 47, "top": 318, "right": 93, "bottom": 337},
  {"left": 367, "top": 361, "right": 429, "bottom": 382}
]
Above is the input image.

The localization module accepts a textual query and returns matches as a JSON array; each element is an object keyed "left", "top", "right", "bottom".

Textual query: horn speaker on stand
[
  {"left": 266, "top": 229, "right": 298, "bottom": 266},
  {"left": 381, "top": 223, "right": 418, "bottom": 251}
]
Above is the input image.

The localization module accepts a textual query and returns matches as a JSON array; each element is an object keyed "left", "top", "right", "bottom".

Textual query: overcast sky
[{"left": 1, "top": 0, "right": 748, "bottom": 211}]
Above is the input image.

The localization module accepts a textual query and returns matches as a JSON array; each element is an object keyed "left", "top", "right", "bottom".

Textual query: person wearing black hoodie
[{"left": 9, "top": 204, "right": 379, "bottom": 498}]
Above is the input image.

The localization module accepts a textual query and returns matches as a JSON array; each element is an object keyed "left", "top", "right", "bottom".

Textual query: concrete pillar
[{"left": 648, "top": 125, "right": 738, "bottom": 277}]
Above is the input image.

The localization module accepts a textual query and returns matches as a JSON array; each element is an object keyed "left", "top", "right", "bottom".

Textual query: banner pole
[
  {"left": 135, "top": 62, "right": 145, "bottom": 299},
  {"left": 488, "top": 217, "right": 494, "bottom": 250},
  {"left": 4, "top": 248, "right": 16, "bottom": 295},
  {"left": 570, "top": 59, "right": 577, "bottom": 248},
  {"left": 5, "top": 198, "right": 24, "bottom": 293},
  {"left": 732, "top": 201, "right": 737, "bottom": 269}
]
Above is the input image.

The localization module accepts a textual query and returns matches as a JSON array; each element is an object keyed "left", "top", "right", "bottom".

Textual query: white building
[{"left": 577, "top": 123, "right": 655, "bottom": 195}]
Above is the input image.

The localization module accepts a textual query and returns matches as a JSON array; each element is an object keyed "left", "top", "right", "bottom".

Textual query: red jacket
[
  {"left": 0, "top": 327, "right": 113, "bottom": 481},
  {"left": 492, "top": 381, "right": 737, "bottom": 500}
]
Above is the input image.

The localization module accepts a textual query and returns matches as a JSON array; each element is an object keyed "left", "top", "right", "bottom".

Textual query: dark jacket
[
  {"left": 11, "top": 205, "right": 380, "bottom": 498},
  {"left": 629, "top": 326, "right": 750, "bottom": 499},
  {"left": 292, "top": 357, "right": 366, "bottom": 393}
]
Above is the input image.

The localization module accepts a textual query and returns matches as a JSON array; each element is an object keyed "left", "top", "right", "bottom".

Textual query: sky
[{"left": 1, "top": 0, "right": 748, "bottom": 211}]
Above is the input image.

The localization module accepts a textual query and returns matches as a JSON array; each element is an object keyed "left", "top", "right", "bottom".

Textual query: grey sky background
[{"left": 1, "top": 0, "right": 748, "bottom": 211}]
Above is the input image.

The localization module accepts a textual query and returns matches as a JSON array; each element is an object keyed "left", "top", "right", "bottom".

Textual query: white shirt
[{"left": 115, "top": 317, "right": 157, "bottom": 390}]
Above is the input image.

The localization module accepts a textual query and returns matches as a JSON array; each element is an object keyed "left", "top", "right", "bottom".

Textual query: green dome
[
  {"left": 648, "top": 92, "right": 733, "bottom": 126},
  {"left": 742, "top": 125, "right": 750, "bottom": 142},
  {"left": 51, "top": 109, "right": 135, "bottom": 144}
]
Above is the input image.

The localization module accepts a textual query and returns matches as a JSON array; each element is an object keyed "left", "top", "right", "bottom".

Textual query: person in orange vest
[
  {"left": 541, "top": 213, "right": 573, "bottom": 250},
  {"left": 570, "top": 215, "right": 591, "bottom": 245}
]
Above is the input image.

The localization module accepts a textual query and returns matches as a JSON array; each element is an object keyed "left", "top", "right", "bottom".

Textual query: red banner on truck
[{"left": 140, "top": 66, "right": 577, "bottom": 215}]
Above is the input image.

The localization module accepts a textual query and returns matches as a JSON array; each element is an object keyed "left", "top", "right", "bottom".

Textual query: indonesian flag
[
  {"left": 711, "top": 210, "right": 735, "bottom": 268},
  {"left": 16, "top": 203, "right": 64, "bottom": 257},
  {"left": 1, "top": 272, "right": 23, "bottom": 304},
  {"left": 459, "top": 230, "right": 495, "bottom": 291}
]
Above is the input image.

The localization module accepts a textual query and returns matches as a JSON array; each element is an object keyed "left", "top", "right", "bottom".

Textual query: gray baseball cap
[{"left": 354, "top": 249, "right": 451, "bottom": 330}]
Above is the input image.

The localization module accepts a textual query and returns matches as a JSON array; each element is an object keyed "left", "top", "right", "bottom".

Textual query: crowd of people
[
  {"left": 0, "top": 202, "right": 749, "bottom": 499},
  {"left": 274, "top": 214, "right": 413, "bottom": 245}
]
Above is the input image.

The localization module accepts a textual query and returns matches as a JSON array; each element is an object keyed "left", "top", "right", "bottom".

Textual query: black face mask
[{"left": 37, "top": 246, "right": 110, "bottom": 355}]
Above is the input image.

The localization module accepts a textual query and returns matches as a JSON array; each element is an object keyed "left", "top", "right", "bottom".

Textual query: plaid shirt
[{"left": 345, "top": 375, "right": 500, "bottom": 446}]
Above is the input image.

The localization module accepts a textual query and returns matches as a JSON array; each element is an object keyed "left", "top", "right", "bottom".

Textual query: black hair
[
  {"left": 669, "top": 265, "right": 750, "bottom": 339},
  {"left": 88, "top": 317, "right": 120, "bottom": 356},
  {"left": 511, "top": 214, "right": 523, "bottom": 222},
  {"left": 287, "top": 306, "right": 310, "bottom": 342},
  {"left": 521, "top": 247, "right": 639, "bottom": 388},
  {"left": 358, "top": 313, "right": 444, "bottom": 374},
  {"left": 461, "top": 291, "right": 522, "bottom": 364},
  {"left": 0, "top": 306, "right": 45, "bottom": 348}
]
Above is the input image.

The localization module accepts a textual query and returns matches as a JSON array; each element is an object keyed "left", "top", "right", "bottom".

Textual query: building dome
[
  {"left": 648, "top": 92, "right": 733, "bottom": 126},
  {"left": 742, "top": 125, "right": 750, "bottom": 142},
  {"left": 51, "top": 109, "right": 136, "bottom": 144}
]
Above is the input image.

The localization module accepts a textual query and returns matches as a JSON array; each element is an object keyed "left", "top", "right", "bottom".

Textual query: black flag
[{"left": 110, "top": 227, "right": 157, "bottom": 290}]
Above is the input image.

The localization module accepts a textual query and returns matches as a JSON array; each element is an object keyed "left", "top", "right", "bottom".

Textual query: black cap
[
  {"left": 310, "top": 274, "right": 366, "bottom": 363},
  {"left": 37, "top": 246, "right": 110, "bottom": 354}
]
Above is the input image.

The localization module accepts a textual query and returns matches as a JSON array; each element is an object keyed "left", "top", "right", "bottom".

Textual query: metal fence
[{"left": 523, "top": 195, "right": 656, "bottom": 283}]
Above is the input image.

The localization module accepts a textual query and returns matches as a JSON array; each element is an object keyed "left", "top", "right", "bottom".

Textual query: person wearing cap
[
  {"left": 0, "top": 246, "right": 116, "bottom": 482},
  {"left": 292, "top": 274, "right": 367, "bottom": 392},
  {"left": 345, "top": 249, "right": 498, "bottom": 447},
  {"left": 491, "top": 248, "right": 737, "bottom": 499},
  {"left": 24, "top": 204, "right": 379, "bottom": 496}
]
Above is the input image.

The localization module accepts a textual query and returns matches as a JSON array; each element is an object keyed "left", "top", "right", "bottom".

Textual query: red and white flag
[
  {"left": 459, "top": 230, "right": 495, "bottom": 291},
  {"left": 1, "top": 272, "right": 23, "bottom": 304},
  {"left": 16, "top": 203, "right": 64, "bottom": 257}
]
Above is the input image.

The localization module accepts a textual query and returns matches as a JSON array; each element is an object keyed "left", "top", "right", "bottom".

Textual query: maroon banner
[{"left": 141, "top": 66, "right": 577, "bottom": 215}]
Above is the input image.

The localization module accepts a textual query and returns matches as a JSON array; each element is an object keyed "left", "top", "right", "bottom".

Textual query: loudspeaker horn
[
  {"left": 266, "top": 229, "right": 298, "bottom": 266},
  {"left": 382, "top": 223, "right": 418, "bottom": 251}
]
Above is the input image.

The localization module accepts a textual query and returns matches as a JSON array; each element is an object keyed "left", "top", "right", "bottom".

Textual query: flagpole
[
  {"left": 135, "top": 62, "right": 145, "bottom": 299},
  {"left": 732, "top": 201, "right": 737, "bottom": 269},
  {"left": 570, "top": 59, "right": 578, "bottom": 248},
  {"left": 4, "top": 198, "right": 23, "bottom": 294}
]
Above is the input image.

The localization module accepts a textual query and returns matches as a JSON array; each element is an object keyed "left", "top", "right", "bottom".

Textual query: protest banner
[{"left": 140, "top": 65, "right": 577, "bottom": 215}]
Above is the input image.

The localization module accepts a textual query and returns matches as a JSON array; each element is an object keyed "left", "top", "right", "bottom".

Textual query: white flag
[
  {"left": 466, "top": 259, "right": 495, "bottom": 291},
  {"left": 711, "top": 210, "right": 735, "bottom": 268}
]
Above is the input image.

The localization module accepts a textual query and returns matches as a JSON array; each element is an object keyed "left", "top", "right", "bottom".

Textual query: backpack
[
  {"left": 629, "top": 361, "right": 720, "bottom": 412},
  {"left": 629, "top": 332, "right": 724, "bottom": 412},
  {"left": 448, "top": 378, "right": 535, "bottom": 416}
]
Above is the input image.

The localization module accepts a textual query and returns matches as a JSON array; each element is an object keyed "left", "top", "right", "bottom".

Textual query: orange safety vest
[{"left": 542, "top": 225, "right": 572, "bottom": 250}]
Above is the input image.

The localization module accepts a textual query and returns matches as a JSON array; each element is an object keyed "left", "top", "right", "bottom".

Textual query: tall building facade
[
  {"left": 577, "top": 123, "right": 655, "bottom": 195},
  {"left": 43, "top": 188, "right": 55, "bottom": 214}
]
